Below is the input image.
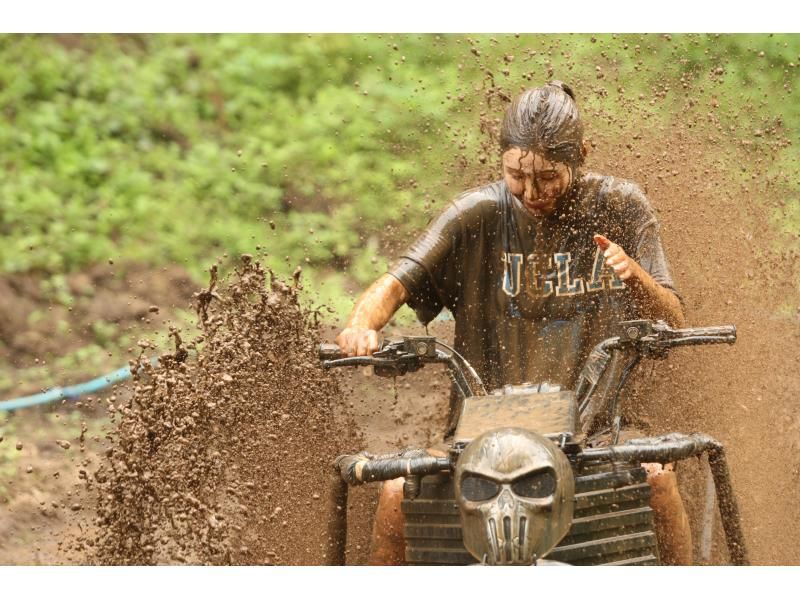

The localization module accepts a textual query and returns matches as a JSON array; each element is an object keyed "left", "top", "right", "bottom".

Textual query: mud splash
[{"left": 87, "top": 256, "right": 357, "bottom": 564}]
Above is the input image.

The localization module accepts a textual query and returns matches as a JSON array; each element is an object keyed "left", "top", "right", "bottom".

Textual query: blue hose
[{"left": 0, "top": 360, "right": 156, "bottom": 412}]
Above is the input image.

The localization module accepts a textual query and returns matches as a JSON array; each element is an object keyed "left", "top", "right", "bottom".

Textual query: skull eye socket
[
  {"left": 511, "top": 469, "right": 556, "bottom": 498},
  {"left": 460, "top": 475, "right": 501, "bottom": 502}
]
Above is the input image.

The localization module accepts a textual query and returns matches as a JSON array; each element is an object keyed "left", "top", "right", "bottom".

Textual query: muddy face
[{"left": 502, "top": 148, "right": 573, "bottom": 217}]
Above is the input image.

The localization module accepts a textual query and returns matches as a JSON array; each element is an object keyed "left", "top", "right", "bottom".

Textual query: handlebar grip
[
  {"left": 319, "top": 343, "right": 345, "bottom": 360},
  {"left": 655, "top": 324, "right": 737, "bottom": 350},
  {"left": 680, "top": 325, "right": 736, "bottom": 339},
  {"left": 672, "top": 325, "right": 737, "bottom": 345},
  {"left": 335, "top": 452, "right": 452, "bottom": 485}
]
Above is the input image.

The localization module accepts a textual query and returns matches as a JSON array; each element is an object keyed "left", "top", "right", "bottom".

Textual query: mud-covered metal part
[
  {"left": 575, "top": 338, "right": 616, "bottom": 415},
  {"left": 403, "top": 475, "right": 422, "bottom": 499},
  {"left": 334, "top": 449, "right": 452, "bottom": 486},
  {"left": 401, "top": 336, "right": 437, "bottom": 358},
  {"left": 454, "top": 386, "right": 580, "bottom": 448},
  {"left": 404, "top": 461, "right": 658, "bottom": 565},
  {"left": 606, "top": 354, "right": 641, "bottom": 431},
  {"left": 576, "top": 320, "right": 737, "bottom": 432},
  {"left": 373, "top": 337, "right": 436, "bottom": 377},
  {"left": 435, "top": 339, "right": 487, "bottom": 397},
  {"left": 581, "top": 432, "right": 749, "bottom": 565},
  {"left": 318, "top": 343, "right": 346, "bottom": 361},
  {"left": 454, "top": 428, "right": 575, "bottom": 564},
  {"left": 699, "top": 455, "right": 717, "bottom": 563},
  {"left": 616, "top": 320, "right": 737, "bottom": 357},
  {"left": 324, "top": 321, "right": 744, "bottom": 566},
  {"left": 325, "top": 467, "right": 349, "bottom": 565}
]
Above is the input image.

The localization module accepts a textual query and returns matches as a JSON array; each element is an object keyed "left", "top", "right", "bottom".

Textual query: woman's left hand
[
  {"left": 593, "top": 234, "right": 640, "bottom": 281},
  {"left": 592, "top": 233, "right": 685, "bottom": 327}
]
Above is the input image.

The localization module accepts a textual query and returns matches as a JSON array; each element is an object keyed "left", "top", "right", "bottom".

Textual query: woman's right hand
[
  {"left": 336, "top": 327, "right": 380, "bottom": 357},
  {"left": 335, "top": 274, "right": 409, "bottom": 357}
]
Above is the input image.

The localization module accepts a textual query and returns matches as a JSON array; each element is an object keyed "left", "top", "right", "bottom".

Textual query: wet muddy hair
[{"left": 500, "top": 81, "right": 585, "bottom": 167}]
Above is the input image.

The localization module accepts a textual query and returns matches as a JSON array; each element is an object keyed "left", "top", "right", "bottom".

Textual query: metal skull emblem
[{"left": 454, "top": 427, "right": 575, "bottom": 564}]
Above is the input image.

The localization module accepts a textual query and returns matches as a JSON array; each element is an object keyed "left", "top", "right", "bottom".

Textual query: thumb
[{"left": 593, "top": 234, "right": 611, "bottom": 251}]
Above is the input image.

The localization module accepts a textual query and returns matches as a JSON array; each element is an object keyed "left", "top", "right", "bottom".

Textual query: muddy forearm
[
  {"left": 346, "top": 274, "right": 409, "bottom": 330},
  {"left": 627, "top": 264, "right": 685, "bottom": 327},
  {"left": 594, "top": 234, "right": 685, "bottom": 328}
]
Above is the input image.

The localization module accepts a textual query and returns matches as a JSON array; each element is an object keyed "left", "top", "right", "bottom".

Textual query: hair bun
[
  {"left": 548, "top": 80, "right": 576, "bottom": 100},
  {"left": 500, "top": 83, "right": 584, "bottom": 166}
]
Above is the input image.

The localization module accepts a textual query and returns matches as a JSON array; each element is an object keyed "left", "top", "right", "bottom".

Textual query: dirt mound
[{"left": 83, "top": 257, "right": 358, "bottom": 564}]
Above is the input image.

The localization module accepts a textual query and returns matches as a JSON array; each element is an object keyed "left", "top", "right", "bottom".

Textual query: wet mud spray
[{"left": 86, "top": 258, "right": 358, "bottom": 564}]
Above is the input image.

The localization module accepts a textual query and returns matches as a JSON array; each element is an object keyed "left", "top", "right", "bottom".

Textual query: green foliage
[
  {"left": 0, "top": 34, "right": 454, "bottom": 284},
  {"left": 0, "top": 33, "right": 797, "bottom": 291}
]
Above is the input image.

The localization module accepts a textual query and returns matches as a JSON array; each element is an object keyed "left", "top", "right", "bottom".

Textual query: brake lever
[
  {"left": 320, "top": 337, "right": 433, "bottom": 377},
  {"left": 614, "top": 320, "right": 665, "bottom": 358},
  {"left": 321, "top": 353, "right": 423, "bottom": 377}
]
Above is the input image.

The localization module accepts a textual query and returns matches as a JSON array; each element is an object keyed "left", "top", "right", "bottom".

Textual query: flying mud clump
[{"left": 88, "top": 256, "right": 356, "bottom": 565}]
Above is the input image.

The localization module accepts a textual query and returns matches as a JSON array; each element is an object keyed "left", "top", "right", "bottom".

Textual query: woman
[{"left": 337, "top": 81, "right": 691, "bottom": 565}]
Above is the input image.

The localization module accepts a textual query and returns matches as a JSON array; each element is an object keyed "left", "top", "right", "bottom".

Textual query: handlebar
[
  {"left": 319, "top": 336, "right": 487, "bottom": 398},
  {"left": 576, "top": 320, "right": 737, "bottom": 419},
  {"left": 670, "top": 325, "right": 736, "bottom": 338},
  {"left": 613, "top": 321, "right": 736, "bottom": 355},
  {"left": 320, "top": 321, "right": 736, "bottom": 412},
  {"left": 325, "top": 321, "right": 737, "bottom": 484},
  {"left": 319, "top": 337, "right": 438, "bottom": 376},
  {"left": 321, "top": 322, "right": 735, "bottom": 368},
  {"left": 335, "top": 451, "right": 452, "bottom": 486}
]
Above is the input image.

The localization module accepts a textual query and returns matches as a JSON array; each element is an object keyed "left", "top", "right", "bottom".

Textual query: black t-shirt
[{"left": 388, "top": 173, "right": 679, "bottom": 429}]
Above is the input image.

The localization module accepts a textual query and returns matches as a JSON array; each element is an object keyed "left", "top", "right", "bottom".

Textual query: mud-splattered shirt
[{"left": 388, "top": 174, "right": 679, "bottom": 430}]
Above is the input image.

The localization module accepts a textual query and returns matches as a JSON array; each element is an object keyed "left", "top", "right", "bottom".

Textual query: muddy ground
[
  {"left": 0, "top": 263, "right": 197, "bottom": 398},
  {"left": 0, "top": 293, "right": 452, "bottom": 566}
]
